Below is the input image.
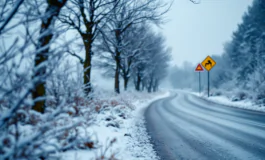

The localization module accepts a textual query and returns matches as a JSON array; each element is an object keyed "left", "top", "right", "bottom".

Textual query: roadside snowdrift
[
  {"left": 192, "top": 91, "right": 265, "bottom": 113},
  {"left": 62, "top": 90, "right": 170, "bottom": 160}
]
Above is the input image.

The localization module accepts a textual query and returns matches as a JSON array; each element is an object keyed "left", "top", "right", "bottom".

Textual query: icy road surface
[{"left": 145, "top": 91, "right": 265, "bottom": 160}]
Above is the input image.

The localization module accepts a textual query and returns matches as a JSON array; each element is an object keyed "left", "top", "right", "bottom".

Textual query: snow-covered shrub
[
  {"left": 246, "top": 69, "right": 265, "bottom": 105},
  {"left": 0, "top": 39, "right": 96, "bottom": 160},
  {"left": 231, "top": 90, "right": 249, "bottom": 101},
  {"left": 255, "top": 86, "right": 265, "bottom": 106},
  {"left": 209, "top": 89, "right": 223, "bottom": 96},
  {"left": 0, "top": 93, "right": 95, "bottom": 160},
  {"left": 0, "top": 65, "right": 97, "bottom": 159},
  {"left": 204, "top": 87, "right": 253, "bottom": 103}
]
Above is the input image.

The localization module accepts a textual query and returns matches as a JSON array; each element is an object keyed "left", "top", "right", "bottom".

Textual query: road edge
[{"left": 190, "top": 91, "right": 265, "bottom": 114}]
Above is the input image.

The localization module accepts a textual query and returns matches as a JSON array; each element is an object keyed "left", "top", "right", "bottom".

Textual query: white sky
[{"left": 162, "top": 0, "right": 253, "bottom": 66}]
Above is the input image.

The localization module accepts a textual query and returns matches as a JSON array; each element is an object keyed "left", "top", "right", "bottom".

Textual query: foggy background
[{"left": 163, "top": 0, "right": 252, "bottom": 66}]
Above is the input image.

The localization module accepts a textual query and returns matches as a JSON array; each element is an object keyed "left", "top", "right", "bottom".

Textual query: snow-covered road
[{"left": 145, "top": 91, "right": 265, "bottom": 160}]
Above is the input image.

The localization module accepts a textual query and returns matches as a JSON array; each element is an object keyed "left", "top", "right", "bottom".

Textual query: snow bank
[
  {"left": 61, "top": 91, "right": 170, "bottom": 160},
  {"left": 192, "top": 92, "right": 265, "bottom": 113}
]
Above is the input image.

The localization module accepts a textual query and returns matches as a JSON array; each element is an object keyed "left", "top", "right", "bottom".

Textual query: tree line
[{"left": 1, "top": 0, "right": 172, "bottom": 113}]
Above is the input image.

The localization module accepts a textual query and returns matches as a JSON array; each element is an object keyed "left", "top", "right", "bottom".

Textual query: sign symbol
[
  {"left": 205, "top": 60, "right": 212, "bottom": 67},
  {"left": 195, "top": 63, "right": 204, "bottom": 72}
]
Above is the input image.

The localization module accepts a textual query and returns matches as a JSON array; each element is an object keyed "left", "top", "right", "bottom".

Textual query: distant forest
[{"left": 170, "top": 0, "right": 265, "bottom": 105}]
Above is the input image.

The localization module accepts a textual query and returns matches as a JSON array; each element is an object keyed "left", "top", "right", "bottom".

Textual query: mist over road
[{"left": 145, "top": 91, "right": 265, "bottom": 160}]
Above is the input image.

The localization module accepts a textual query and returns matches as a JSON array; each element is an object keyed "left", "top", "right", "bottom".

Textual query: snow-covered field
[
  {"left": 192, "top": 92, "right": 265, "bottom": 113},
  {"left": 61, "top": 90, "right": 170, "bottom": 160}
]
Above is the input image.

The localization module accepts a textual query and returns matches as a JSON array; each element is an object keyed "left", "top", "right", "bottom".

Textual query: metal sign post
[
  {"left": 207, "top": 71, "right": 210, "bottom": 97},
  {"left": 195, "top": 64, "right": 204, "bottom": 94},
  {"left": 201, "top": 56, "right": 216, "bottom": 97},
  {"left": 199, "top": 72, "right": 201, "bottom": 94}
]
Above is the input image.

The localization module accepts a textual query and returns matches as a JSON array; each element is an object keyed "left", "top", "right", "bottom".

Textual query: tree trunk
[
  {"left": 147, "top": 86, "right": 152, "bottom": 93},
  {"left": 153, "top": 79, "right": 158, "bottom": 92},
  {"left": 136, "top": 72, "right": 141, "bottom": 91},
  {"left": 32, "top": 0, "right": 67, "bottom": 113},
  {"left": 114, "top": 29, "right": 121, "bottom": 94},
  {"left": 79, "top": 0, "right": 96, "bottom": 96},
  {"left": 152, "top": 79, "right": 156, "bottom": 92},
  {"left": 148, "top": 78, "right": 153, "bottom": 93},
  {"left": 82, "top": 35, "right": 92, "bottom": 95},
  {"left": 156, "top": 79, "right": 159, "bottom": 92},
  {"left": 124, "top": 75, "right": 129, "bottom": 91},
  {"left": 141, "top": 79, "right": 145, "bottom": 91},
  {"left": 114, "top": 57, "right": 120, "bottom": 93},
  {"left": 123, "top": 58, "right": 131, "bottom": 91}
]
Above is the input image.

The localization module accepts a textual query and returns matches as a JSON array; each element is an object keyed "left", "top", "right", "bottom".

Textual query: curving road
[{"left": 145, "top": 91, "right": 265, "bottom": 160}]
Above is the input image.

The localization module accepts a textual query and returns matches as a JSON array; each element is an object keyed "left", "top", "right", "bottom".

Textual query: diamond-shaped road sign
[
  {"left": 195, "top": 63, "right": 204, "bottom": 72},
  {"left": 201, "top": 56, "right": 216, "bottom": 71}
]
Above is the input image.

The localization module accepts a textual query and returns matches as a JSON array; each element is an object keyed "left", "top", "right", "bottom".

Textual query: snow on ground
[
  {"left": 61, "top": 90, "right": 170, "bottom": 160},
  {"left": 191, "top": 92, "right": 265, "bottom": 113}
]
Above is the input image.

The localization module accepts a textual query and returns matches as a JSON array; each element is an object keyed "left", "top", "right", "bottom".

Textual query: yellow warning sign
[{"left": 201, "top": 56, "right": 216, "bottom": 71}]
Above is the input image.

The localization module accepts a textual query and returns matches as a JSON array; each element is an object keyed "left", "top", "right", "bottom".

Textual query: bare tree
[
  {"left": 119, "top": 24, "right": 146, "bottom": 91},
  {"left": 119, "top": 24, "right": 155, "bottom": 91},
  {"left": 31, "top": 0, "right": 68, "bottom": 113},
  {"left": 131, "top": 32, "right": 171, "bottom": 92},
  {"left": 59, "top": 0, "right": 118, "bottom": 95},
  {"left": 99, "top": 0, "right": 170, "bottom": 93},
  {"left": 97, "top": 23, "right": 170, "bottom": 92}
]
